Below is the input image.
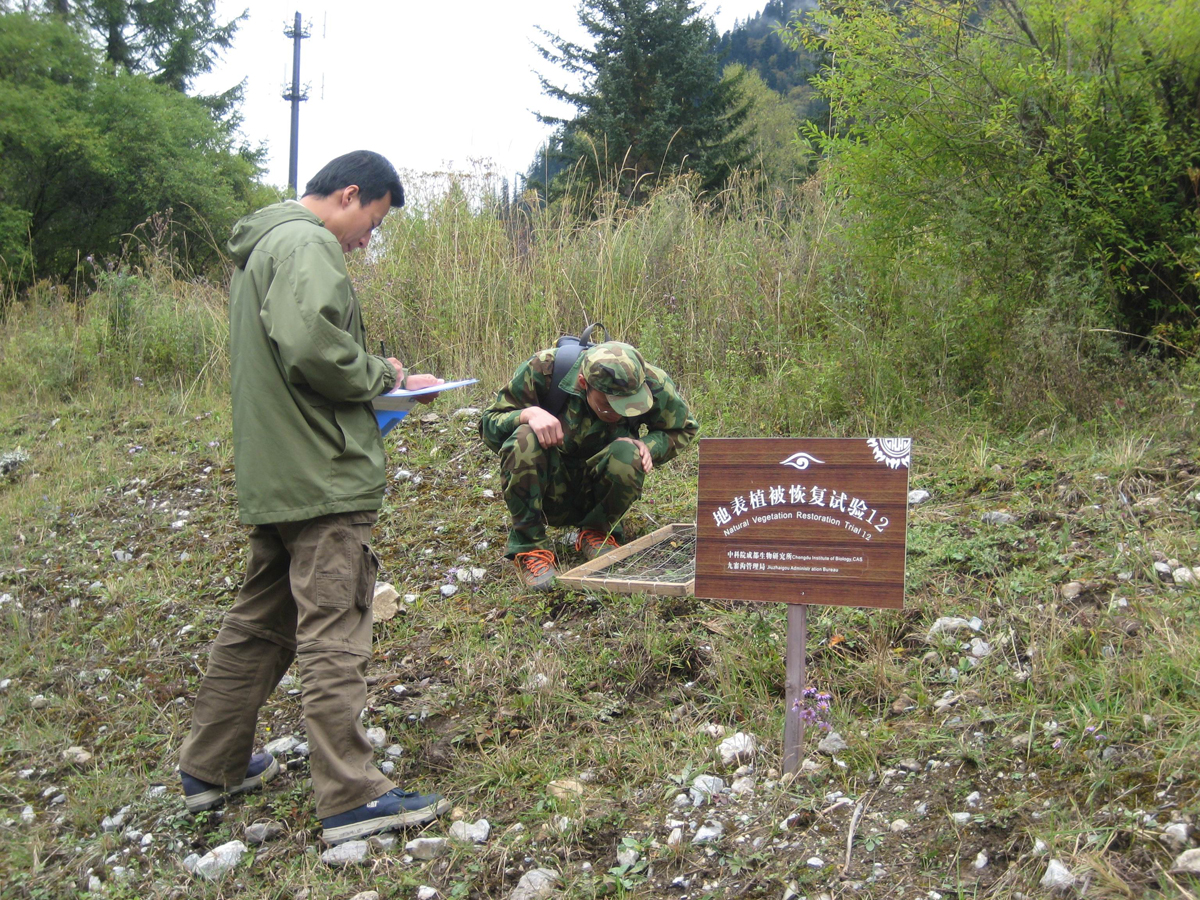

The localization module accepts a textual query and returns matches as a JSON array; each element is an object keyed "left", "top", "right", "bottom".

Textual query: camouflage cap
[{"left": 581, "top": 341, "right": 654, "bottom": 417}]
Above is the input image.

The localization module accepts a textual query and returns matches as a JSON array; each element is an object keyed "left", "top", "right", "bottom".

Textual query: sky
[{"left": 192, "top": 1, "right": 773, "bottom": 195}]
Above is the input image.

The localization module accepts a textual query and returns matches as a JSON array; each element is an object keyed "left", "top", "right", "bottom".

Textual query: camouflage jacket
[{"left": 479, "top": 348, "right": 699, "bottom": 464}]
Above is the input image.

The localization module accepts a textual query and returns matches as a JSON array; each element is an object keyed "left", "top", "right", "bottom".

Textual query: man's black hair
[{"left": 303, "top": 150, "right": 405, "bottom": 208}]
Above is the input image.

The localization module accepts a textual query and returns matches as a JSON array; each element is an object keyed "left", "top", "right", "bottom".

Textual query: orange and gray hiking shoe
[
  {"left": 576, "top": 528, "right": 621, "bottom": 561},
  {"left": 513, "top": 549, "right": 558, "bottom": 590}
]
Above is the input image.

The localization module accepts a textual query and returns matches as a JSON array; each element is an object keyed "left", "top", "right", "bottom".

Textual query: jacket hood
[{"left": 227, "top": 201, "right": 324, "bottom": 268}]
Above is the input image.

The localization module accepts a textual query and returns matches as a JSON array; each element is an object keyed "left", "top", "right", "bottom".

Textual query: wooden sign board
[{"left": 695, "top": 438, "right": 910, "bottom": 609}]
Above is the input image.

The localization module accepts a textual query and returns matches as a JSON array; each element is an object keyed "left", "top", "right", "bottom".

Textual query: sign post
[{"left": 694, "top": 438, "right": 911, "bottom": 774}]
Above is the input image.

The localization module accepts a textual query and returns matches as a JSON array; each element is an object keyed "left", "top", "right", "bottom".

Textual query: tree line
[
  {"left": 0, "top": 1, "right": 266, "bottom": 288},
  {"left": 2, "top": 0, "right": 1196, "bottom": 347}
]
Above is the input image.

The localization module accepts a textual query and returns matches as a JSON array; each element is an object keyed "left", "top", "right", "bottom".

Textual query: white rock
[
  {"left": 244, "top": 822, "right": 284, "bottom": 845},
  {"left": 21, "top": 806, "right": 34, "bottom": 824},
  {"left": 294, "top": 741, "right": 309, "bottom": 757},
  {"left": 980, "top": 511, "right": 1016, "bottom": 525},
  {"left": 692, "top": 822, "right": 724, "bottom": 844},
  {"left": 265, "top": 734, "right": 301, "bottom": 756},
  {"left": 690, "top": 775, "right": 725, "bottom": 805},
  {"left": 1062, "top": 581, "right": 1084, "bottom": 600},
  {"left": 807, "top": 857, "right": 825, "bottom": 868},
  {"left": 193, "top": 840, "right": 246, "bottom": 879},
  {"left": 385, "top": 744, "right": 403, "bottom": 758},
  {"left": 1173, "top": 567, "right": 1197, "bottom": 585},
  {"left": 547, "top": 779, "right": 584, "bottom": 801},
  {"left": 1040, "top": 859, "right": 1075, "bottom": 890},
  {"left": 908, "top": 489, "right": 931, "bottom": 505},
  {"left": 452, "top": 408, "right": 481, "bottom": 418},
  {"left": 62, "top": 746, "right": 92, "bottom": 765},
  {"left": 366, "top": 727, "right": 387, "bottom": 748},
  {"left": 394, "top": 469, "right": 413, "bottom": 481},
  {"left": 718, "top": 732, "right": 757, "bottom": 767},
  {"left": 927, "top": 617, "right": 975, "bottom": 639},
  {"left": 667, "top": 827, "right": 684, "bottom": 848},
  {"left": 369, "top": 834, "right": 397, "bottom": 852},
  {"left": 730, "top": 776, "right": 756, "bottom": 796},
  {"left": 406, "top": 837, "right": 450, "bottom": 860},
  {"left": 951, "top": 812, "right": 971, "bottom": 826},
  {"left": 349, "top": 893, "right": 380, "bottom": 900},
  {"left": 1162, "top": 823, "right": 1191, "bottom": 850},
  {"left": 974, "top": 851, "right": 988, "bottom": 869},
  {"left": 617, "top": 846, "right": 640, "bottom": 868},
  {"left": 966, "top": 791, "right": 982, "bottom": 808},
  {"left": 969, "top": 638, "right": 991, "bottom": 659},
  {"left": 509, "top": 867, "right": 559, "bottom": 900},
  {"left": 417, "top": 888, "right": 439, "bottom": 900},
  {"left": 1033, "top": 838, "right": 1049, "bottom": 856},
  {"left": 1172, "top": 848, "right": 1200, "bottom": 874},
  {"left": 182, "top": 852, "right": 201, "bottom": 873},
  {"left": 449, "top": 818, "right": 491, "bottom": 843},
  {"left": 890, "top": 819, "right": 909, "bottom": 833},
  {"left": 320, "top": 840, "right": 369, "bottom": 866},
  {"left": 88, "top": 875, "right": 102, "bottom": 893},
  {"left": 373, "top": 582, "right": 400, "bottom": 621},
  {"left": 101, "top": 811, "right": 127, "bottom": 832},
  {"left": 817, "top": 731, "right": 849, "bottom": 755},
  {"left": 704, "top": 723, "right": 727, "bottom": 738},
  {"left": 440, "top": 584, "right": 458, "bottom": 598},
  {"left": 1154, "top": 561, "right": 1174, "bottom": 581},
  {"left": 456, "top": 567, "right": 488, "bottom": 583}
]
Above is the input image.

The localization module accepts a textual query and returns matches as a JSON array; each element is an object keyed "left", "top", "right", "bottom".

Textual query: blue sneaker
[
  {"left": 321, "top": 788, "right": 450, "bottom": 845},
  {"left": 180, "top": 752, "right": 280, "bottom": 813}
]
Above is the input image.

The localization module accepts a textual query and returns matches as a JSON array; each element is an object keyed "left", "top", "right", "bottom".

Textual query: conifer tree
[{"left": 536, "top": 0, "right": 748, "bottom": 200}]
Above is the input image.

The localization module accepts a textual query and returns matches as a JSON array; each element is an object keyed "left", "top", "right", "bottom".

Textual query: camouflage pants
[{"left": 499, "top": 424, "right": 646, "bottom": 557}]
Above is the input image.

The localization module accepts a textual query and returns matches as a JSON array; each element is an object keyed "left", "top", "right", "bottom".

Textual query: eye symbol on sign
[{"left": 780, "top": 452, "right": 825, "bottom": 470}]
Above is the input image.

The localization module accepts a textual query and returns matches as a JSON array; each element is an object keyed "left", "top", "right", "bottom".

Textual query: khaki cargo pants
[{"left": 178, "top": 511, "right": 394, "bottom": 819}]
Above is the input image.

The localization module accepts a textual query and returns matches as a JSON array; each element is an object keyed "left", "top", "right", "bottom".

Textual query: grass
[{"left": 0, "top": 175, "right": 1198, "bottom": 898}]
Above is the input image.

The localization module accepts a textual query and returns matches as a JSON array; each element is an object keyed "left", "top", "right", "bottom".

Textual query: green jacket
[
  {"left": 479, "top": 347, "right": 699, "bottom": 463},
  {"left": 227, "top": 201, "right": 394, "bottom": 524}
]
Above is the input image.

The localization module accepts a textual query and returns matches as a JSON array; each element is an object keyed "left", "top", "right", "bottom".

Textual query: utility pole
[{"left": 282, "top": 12, "right": 310, "bottom": 198}]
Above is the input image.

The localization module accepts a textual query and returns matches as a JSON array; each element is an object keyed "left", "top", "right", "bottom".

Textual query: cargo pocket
[
  {"left": 356, "top": 542, "right": 380, "bottom": 611},
  {"left": 314, "top": 525, "right": 355, "bottom": 609}
]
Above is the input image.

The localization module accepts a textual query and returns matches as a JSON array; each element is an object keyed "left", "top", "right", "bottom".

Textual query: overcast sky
[{"left": 193, "top": 1, "right": 773, "bottom": 196}]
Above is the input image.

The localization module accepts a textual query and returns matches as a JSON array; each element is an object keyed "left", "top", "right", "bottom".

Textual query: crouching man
[{"left": 480, "top": 341, "right": 698, "bottom": 589}]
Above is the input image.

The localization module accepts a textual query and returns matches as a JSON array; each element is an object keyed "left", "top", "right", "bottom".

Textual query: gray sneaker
[
  {"left": 513, "top": 550, "right": 558, "bottom": 590},
  {"left": 180, "top": 752, "right": 280, "bottom": 813},
  {"left": 321, "top": 789, "right": 450, "bottom": 845}
]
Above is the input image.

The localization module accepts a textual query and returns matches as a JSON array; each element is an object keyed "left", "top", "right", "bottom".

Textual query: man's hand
[
  {"left": 386, "top": 357, "right": 404, "bottom": 390},
  {"left": 405, "top": 373, "right": 445, "bottom": 404},
  {"left": 520, "top": 406, "right": 564, "bottom": 448},
  {"left": 617, "top": 437, "right": 653, "bottom": 473}
]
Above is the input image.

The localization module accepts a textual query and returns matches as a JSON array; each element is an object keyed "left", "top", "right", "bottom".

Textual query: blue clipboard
[{"left": 372, "top": 378, "right": 478, "bottom": 435}]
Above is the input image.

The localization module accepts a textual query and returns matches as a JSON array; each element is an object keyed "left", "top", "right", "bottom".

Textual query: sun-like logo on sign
[
  {"left": 867, "top": 437, "right": 911, "bottom": 469},
  {"left": 780, "top": 451, "right": 825, "bottom": 471}
]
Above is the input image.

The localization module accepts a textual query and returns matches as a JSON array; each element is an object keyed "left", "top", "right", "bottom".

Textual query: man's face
[
  {"left": 584, "top": 386, "right": 623, "bottom": 424},
  {"left": 329, "top": 188, "right": 393, "bottom": 253}
]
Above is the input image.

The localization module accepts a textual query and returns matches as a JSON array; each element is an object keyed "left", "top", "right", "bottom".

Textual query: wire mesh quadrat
[{"left": 557, "top": 523, "right": 696, "bottom": 596}]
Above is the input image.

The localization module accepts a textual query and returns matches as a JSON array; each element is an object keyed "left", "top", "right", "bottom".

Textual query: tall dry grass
[{"left": 0, "top": 169, "right": 1170, "bottom": 436}]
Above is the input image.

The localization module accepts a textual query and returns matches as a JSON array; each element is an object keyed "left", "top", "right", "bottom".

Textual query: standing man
[
  {"left": 177, "top": 151, "right": 448, "bottom": 846},
  {"left": 480, "top": 340, "right": 698, "bottom": 589}
]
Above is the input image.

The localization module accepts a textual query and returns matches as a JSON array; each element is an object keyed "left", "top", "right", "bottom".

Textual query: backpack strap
[{"left": 540, "top": 323, "right": 607, "bottom": 416}]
